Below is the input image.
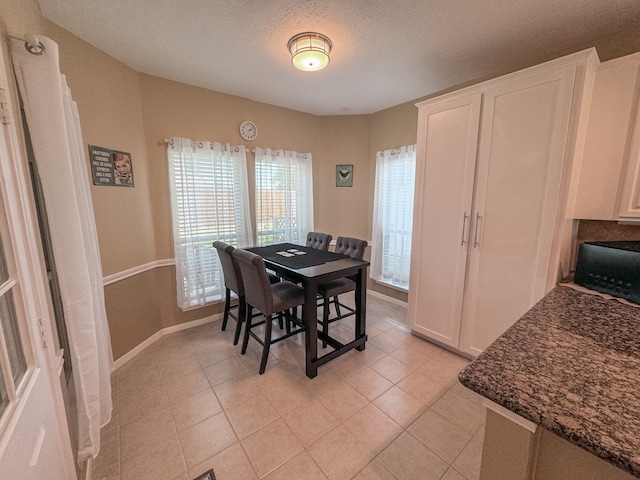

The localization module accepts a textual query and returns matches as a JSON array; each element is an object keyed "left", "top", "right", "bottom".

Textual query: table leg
[
  {"left": 355, "top": 266, "right": 367, "bottom": 351},
  {"left": 304, "top": 281, "right": 318, "bottom": 378}
]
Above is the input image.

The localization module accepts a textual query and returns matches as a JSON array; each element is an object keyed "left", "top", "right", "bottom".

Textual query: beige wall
[{"left": 4, "top": 1, "right": 640, "bottom": 360}]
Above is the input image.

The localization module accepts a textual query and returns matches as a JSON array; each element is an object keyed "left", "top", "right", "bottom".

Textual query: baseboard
[
  {"left": 112, "top": 313, "right": 222, "bottom": 371},
  {"left": 367, "top": 288, "right": 408, "bottom": 307}
]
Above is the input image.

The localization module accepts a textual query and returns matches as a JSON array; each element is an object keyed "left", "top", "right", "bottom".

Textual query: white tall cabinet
[{"left": 409, "top": 50, "right": 598, "bottom": 357}]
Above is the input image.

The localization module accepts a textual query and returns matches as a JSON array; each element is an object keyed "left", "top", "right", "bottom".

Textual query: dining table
[{"left": 246, "top": 242, "right": 369, "bottom": 378}]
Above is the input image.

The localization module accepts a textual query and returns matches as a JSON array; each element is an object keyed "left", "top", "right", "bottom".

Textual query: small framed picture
[{"left": 336, "top": 164, "right": 353, "bottom": 187}]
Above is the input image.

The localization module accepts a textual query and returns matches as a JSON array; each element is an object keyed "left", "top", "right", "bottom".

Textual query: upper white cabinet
[
  {"left": 573, "top": 53, "right": 640, "bottom": 220},
  {"left": 409, "top": 50, "right": 597, "bottom": 357}
]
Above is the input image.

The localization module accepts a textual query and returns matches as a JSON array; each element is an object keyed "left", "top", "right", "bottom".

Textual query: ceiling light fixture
[{"left": 287, "top": 32, "right": 332, "bottom": 72}]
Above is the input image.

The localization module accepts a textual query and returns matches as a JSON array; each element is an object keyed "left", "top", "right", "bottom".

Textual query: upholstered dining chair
[
  {"left": 212, "top": 241, "right": 279, "bottom": 346},
  {"left": 306, "top": 231, "right": 332, "bottom": 251},
  {"left": 232, "top": 248, "right": 306, "bottom": 374},
  {"left": 317, "top": 236, "right": 368, "bottom": 346}
]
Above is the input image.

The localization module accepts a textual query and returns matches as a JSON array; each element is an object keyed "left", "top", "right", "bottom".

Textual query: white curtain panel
[
  {"left": 371, "top": 145, "right": 416, "bottom": 290},
  {"left": 254, "top": 147, "right": 314, "bottom": 246},
  {"left": 10, "top": 36, "right": 112, "bottom": 461},
  {"left": 167, "top": 138, "right": 253, "bottom": 309}
]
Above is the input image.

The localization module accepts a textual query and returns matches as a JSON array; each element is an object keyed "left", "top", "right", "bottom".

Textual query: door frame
[{"left": 0, "top": 34, "right": 76, "bottom": 478}]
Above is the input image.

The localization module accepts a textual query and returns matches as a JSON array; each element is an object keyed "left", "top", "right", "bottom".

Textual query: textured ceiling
[{"left": 37, "top": 0, "right": 640, "bottom": 115}]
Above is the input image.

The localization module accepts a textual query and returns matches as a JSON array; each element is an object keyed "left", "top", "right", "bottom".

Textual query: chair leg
[
  {"left": 233, "top": 298, "right": 246, "bottom": 346},
  {"left": 322, "top": 297, "right": 330, "bottom": 348},
  {"left": 259, "top": 314, "right": 273, "bottom": 374},
  {"left": 221, "top": 288, "right": 231, "bottom": 331},
  {"left": 333, "top": 296, "right": 341, "bottom": 317},
  {"left": 241, "top": 305, "right": 253, "bottom": 354}
]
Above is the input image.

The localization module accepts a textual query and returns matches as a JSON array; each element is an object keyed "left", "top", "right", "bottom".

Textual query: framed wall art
[{"left": 336, "top": 164, "right": 353, "bottom": 187}]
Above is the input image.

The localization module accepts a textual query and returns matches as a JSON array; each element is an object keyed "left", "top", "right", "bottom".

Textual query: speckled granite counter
[{"left": 458, "top": 284, "right": 640, "bottom": 478}]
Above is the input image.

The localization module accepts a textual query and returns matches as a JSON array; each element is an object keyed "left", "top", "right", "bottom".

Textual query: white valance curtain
[
  {"left": 371, "top": 145, "right": 416, "bottom": 290},
  {"left": 167, "top": 138, "right": 252, "bottom": 309},
  {"left": 254, "top": 147, "right": 313, "bottom": 246},
  {"left": 10, "top": 36, "right": 112, "bottom": 462}
]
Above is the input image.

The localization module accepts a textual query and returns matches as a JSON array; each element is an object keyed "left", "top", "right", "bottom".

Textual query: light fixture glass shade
[{"left": 287, "top": 32, "right": 332, "bottom": 72}]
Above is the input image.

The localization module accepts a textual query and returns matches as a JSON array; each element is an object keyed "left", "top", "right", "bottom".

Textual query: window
[
  {"left": 0, "top": 193, "right": 28, "bottom": 422},
  {"left": 371, "top": 145, "right": 416, "bottom": 291},
  {"left": 254, "top": 148, "right": 314, "bottom": 246},
  {"left": 167, "top": 138, "right": 252, "bottom": 309}
]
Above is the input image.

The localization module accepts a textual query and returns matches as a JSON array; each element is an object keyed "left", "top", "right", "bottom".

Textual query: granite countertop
[{"left": 458, "top": 284, "right": 640, "bottom": 478}]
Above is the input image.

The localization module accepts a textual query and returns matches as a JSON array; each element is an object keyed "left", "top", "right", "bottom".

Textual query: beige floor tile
[
  {"left": 369, "top": 355, "right": 414, "bottom": 383},
  {"left": 178, "top": 412, "right": 238, "bottom": 468},
  {"left": 282, "top": 399, "right": 339, "bottom": 446},
  {"left": 119, "top": 384, "right": 170, "bottom": 426},
  {"left": 212, "top": 375, "right": 260, "bottom": 409},
  {"left": 166, "top": 356, "right": 207, "bottom": 379},
  {"left": 430, "top": 390, "right": 486, "bottom": 435},
  {"left": 366, "top": 333, "right": 403, "bottom": 354},
  {"left": 93, "top": 426, "right": 120, "bottom": 472},
  {"left": 442, "top": 468, "right": 468, "bottom": 480},
  {"left": 120, "top": 433, "right": 186, "bottom": 480},
  {"left": 252, "top": 363, "right": 301, "bottom": 392},
  {"left": 451, "top": 424, "right": 484, "bottom": 480},
  {"left": 378, "top": 431, "right": 448, "bottom": 480},
  {"left": 92, "top": 460, "right": 121, "bottom": 480},
  {"left": 120, "top": 408, "right": 176, "bottom": 460},
  {"left": 262, "top": 374, "right": 314, "bottom": 415},
  {"left": 389, "top": 342, "right": 436, "bottom": 368},
  {"left": 346, "top": 366, "right": 394, "bottom": 401},
  {"left": 165, "top": 369, "right": 212, "bottom": 404},
  {"left": 241, "top": 418, "right": 303, "bottom": 478},
  {"left": 225, "top": 393, "right": 279, "bottom": 438},
  {"left": 408, "top": 409, "right": 473, "bottom": 463},
  {"left": 419, "top": 352, "right": 469, "bottom": 387},
  {"left": 373, "top": 386, "right": 425, "bottom": 427},
  {"left": 189, "top": 443, "right": 258, "bottom": 480},
  {"left": 344, "top": 403, "right": 403, "bottom": 455},
  {"left": 358, "top": 344, "right": 388, "bottom": 366},
  {"left": 319, "top": 380, "right": 370, "bottom": 421},
  {"left": 197, "top": 344, "right": 238, "bottom": 368},
  {"left": 351, "top": 459, "right": 396, "bottom": 480},
  {"left": 449, "top": 381, "right": 485, "bottom": 405},
  {"left": 308, "top": 425, "right": 373, "bottom": 480},
  {"left": 263, "top": 451, "right": 328, "bottom": 480},
  {"left": 303, "top": 368, "right": 342, "bottom": 396},
  {"left": 397, "top": 371, "right": 448, "bottom": 405},
  {"left": 203, "top": 357, "right": 248, "bottom": 386},
  {"left": 118, "top": 365, "right": 164, "bottom": 397},
  {"left": 327, "top": 351, "right": 368, "bottom": 379},
  {"left": 171, "top": 388, "right": 222, "bottom": 432}
]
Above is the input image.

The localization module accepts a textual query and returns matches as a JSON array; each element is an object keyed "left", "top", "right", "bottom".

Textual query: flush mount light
[{"left": 287, "top": 32, "right": 332, "bottom": 72}]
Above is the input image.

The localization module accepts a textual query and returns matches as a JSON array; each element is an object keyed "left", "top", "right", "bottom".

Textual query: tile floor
[{"left": 93, "top": 294, "right": 486, "bottom": 480}]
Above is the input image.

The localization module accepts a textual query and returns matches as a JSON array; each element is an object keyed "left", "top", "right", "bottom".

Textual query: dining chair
[
  {"left": 306, "top": 231, "right": 332, "bottom": 251},
  {"left": 232, "top": 248, "right": 306, "bottom": 374},
  {"left": 317, "top": 236, "right": 368, "bottom": 346},
  {"left": 212, "top": 241, "right": 279, "bottom": 345}
]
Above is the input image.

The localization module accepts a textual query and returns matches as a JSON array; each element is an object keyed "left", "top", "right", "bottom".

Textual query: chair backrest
[
  {"left": 306, "top": 231, "right": 332, "bottom": 251},
  {"left": 335, "top": 236, "right": 367, "bottom": 260},
  {"left": 232, "top": 248, "right": 273, "bottom": 315},
  {"left": 213, "top": 241, "right": 243, "bottom": 296}
]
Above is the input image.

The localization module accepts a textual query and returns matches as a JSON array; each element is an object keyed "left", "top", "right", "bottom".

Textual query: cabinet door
[
  {"left": 459, "top": 65, "right": 577, "bottom": 356},
  {"left": 618, "top": 99, "right": 640, "bottom": 218},
  {"left": 408, "top": 93, "right": 481, "bottom": 347}
]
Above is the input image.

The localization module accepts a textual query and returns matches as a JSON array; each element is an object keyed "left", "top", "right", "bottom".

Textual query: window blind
[
  {"left": 371, "top": 145, "right": 416, "bottom": 290},
  {"left": 254, "top": 148, "right": 313, "bottom": 246},
  {"left": 167, "top": 138, "right": 252, "bottom": 309}
]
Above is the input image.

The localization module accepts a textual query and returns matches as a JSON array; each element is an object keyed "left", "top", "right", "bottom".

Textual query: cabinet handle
[
  {"left": 461, "top": 212, "right": 470, "bottom": 246},
  {"left": 474, "top": 213, "right": 483, "bottom": 247}
]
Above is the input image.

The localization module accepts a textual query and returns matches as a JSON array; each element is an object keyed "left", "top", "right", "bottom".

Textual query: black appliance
[{"left": 574, "top": 241, "right": 640, "bottom": 304}]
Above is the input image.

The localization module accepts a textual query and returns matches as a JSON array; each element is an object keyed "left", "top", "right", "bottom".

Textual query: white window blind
[
  {"left": 371, "top": 145, "right": 416, "bottom": 290},
  {"left": 254, "top": 147, "right": 314, "bottom": 246},
  {"left": 167, "top": 138, "right": 253, "bottom": 309}
]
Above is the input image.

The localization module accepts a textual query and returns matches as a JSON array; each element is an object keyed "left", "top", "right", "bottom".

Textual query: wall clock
[{"left": 239, "top": 120, "right": 258, "bottom": 141}]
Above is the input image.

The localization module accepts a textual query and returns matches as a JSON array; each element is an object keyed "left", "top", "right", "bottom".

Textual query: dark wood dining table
[{"left": 246, "top": 243, "right": 369, "bottom": 378}]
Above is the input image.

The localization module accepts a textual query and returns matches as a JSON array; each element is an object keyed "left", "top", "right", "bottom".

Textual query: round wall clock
[{"left": 239, "top": 120, "right": 258, "bottom": 141}]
